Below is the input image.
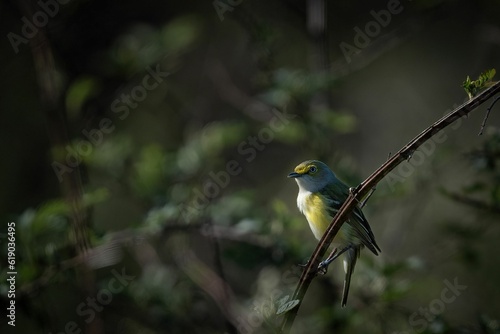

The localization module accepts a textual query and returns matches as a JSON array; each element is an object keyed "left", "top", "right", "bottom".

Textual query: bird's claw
[
  {"left": 297, "top": 260, "right": 328, "bottom": 275},
  {"left": 317, "top": 261, "right": 328, "bottom": 275}
]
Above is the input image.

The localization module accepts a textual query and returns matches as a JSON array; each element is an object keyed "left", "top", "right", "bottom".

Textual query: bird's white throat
[{"left": 296, "top": 188, "right": 312, "bottom": 214}]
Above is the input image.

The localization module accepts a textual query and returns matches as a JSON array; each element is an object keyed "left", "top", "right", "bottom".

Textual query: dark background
[{"left": 1, "top": 0, "right": 500, "bottom": 333}]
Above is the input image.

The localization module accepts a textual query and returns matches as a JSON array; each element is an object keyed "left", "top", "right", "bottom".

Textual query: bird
[{"left": 288, "top": 159, "right": 380, "bottom": 307}]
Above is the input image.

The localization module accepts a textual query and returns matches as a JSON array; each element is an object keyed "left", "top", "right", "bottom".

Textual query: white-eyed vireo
[{"left": 288, "top": 159, "right": 380, "bottom": 307}]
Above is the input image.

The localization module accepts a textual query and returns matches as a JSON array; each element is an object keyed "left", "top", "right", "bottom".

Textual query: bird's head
[{"left": 287, "top": 160, "right": 336, "bottom": 192}]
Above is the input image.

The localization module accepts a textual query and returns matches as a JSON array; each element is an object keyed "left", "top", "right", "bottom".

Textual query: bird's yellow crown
[{"left": 293, "top": 161, "right": 317, "bottom": 175}]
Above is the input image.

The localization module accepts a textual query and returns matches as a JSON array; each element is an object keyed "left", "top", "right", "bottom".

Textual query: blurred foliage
[
  {"left": 440, "top": 129, "right": 500, "bottom": 267},
  {"left": 1, "top": 0, "right": 500, "bottom": 333}
]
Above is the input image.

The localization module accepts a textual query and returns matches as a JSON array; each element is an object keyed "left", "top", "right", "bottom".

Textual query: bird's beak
[{"left": 287, "top": 172, "right": 301, "bottom": 178}]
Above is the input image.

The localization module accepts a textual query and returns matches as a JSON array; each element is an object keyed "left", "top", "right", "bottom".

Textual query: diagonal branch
[{"left": 280, "top": 80, "right": 500, "bottom": 333}]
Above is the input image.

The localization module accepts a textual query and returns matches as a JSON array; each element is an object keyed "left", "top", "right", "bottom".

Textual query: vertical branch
[
  {"left": 19, "top": 0, "right": 91, "bottom": 256},
  {"left": 204, "top": 220, "right": 239, "bottom": 334},
  {"left": 18, "top": 0, "right": 100, "bottom": 333}
]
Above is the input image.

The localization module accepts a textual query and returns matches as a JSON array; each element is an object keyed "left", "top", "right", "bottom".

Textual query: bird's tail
[{"left": 341, "top": 246, "right": 360, "bottom": 307}]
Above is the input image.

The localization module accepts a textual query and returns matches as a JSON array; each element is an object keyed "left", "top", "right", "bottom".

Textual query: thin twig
[
  {"left": 360, "top": 187, "right": 376, "bottom": 209},
  {"left": 171, "top": 235, "right": 242, "bottom": 331},
  {"left": 279, "top": 81, "right": 500, "bottom": 333},
  {"left": 478, "top": 96, "right": 500, "bottom": 135}
]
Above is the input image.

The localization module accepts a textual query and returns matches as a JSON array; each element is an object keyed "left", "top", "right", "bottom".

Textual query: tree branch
[
  {"left": 20, "top": 0, "right": 91, "bottom": 255},
  {"left": 280, "top": 80, "right": 500, "bottom": 333}
]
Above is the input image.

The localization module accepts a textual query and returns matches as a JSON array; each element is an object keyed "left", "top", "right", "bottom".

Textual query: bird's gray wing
[{"left": 319, "top": 183, "right": 381, "bottom": 255}]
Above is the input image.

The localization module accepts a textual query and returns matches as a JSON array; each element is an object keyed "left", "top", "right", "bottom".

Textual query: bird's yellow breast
[{"left": 298, "top": 191, "right": 347, "bottom": 242}]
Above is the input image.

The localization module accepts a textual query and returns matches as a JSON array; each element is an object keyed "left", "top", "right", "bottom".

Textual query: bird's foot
[{"left": 317, "top": 261, "right": 329, "bottom": 275}]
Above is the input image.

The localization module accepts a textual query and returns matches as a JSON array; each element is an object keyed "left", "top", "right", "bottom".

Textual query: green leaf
[
  {"left": 161, "top": 16, "right": 201, "bottom": 54},
  {"left": 83, "top": 188, "right": 110, "bottom": 207},
  {"left": 131, "top": 144, "right": 167, "bottom": 197},
  {"left": 463, "top": 68, "right": 496, "bottom": 99},
  {"left": 66, "top": 76, "right": 101, "bottom": 120}
]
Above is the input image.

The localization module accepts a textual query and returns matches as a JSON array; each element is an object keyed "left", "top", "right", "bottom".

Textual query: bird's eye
[{"left": 309, "top": 166, "right": 317, "bottom": 173}]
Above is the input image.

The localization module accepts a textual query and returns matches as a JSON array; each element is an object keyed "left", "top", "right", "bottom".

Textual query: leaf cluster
[{"left": 463, "top": 69, "right": 496, "bottom": 99}]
